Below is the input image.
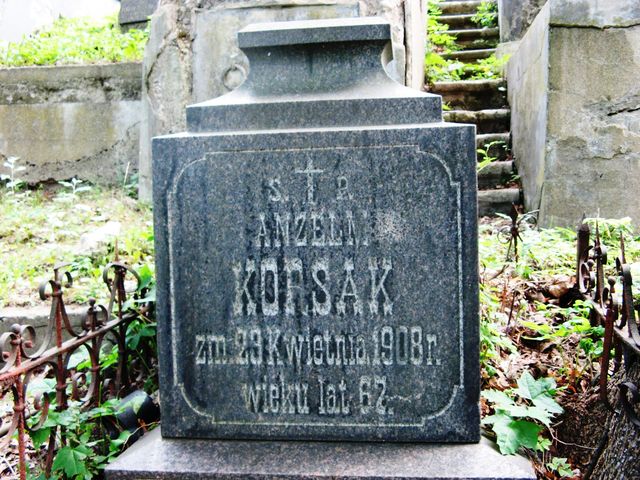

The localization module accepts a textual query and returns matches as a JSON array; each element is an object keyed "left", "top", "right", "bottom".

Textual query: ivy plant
[{"left": 482, "top": 371, "right": 563, "bottom": 455}]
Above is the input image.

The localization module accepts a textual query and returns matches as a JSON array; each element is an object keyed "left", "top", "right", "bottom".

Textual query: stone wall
[
  {"left": 507, "top": 0, "right": 640, "bottom": 227},
  {"left": 0, "top": 63, "right": 142, "bottom": 185},
  {"left": 505, "top": 2, "right": 549, "bottom": 218},
  {"left": 137, "top": 0, "right": 426, "bottom": 200},
  {"left": 498, "top": 0, "right": 547, "bottom": 42}
]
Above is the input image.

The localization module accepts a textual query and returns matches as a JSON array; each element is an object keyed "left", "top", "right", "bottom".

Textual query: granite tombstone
[
  {"left": 151, "top": 17, "right": 479, "bottom": 443},
  {"left": 118, "top": 0, "right": 159, "bottom": 30}
]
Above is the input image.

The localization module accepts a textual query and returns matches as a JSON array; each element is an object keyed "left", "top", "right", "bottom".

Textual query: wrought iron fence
[
  {"left": 574, "top": 222, "right": 640, "bottom": 424},
  {"left": 0, "top": 260, "right": 150, "bottom": 480}
]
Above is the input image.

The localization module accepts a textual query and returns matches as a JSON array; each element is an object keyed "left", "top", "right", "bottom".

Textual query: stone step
[
  {"left": 477, "top": 144, "right": 510, "bottom": 162},
  {"left": 444, "top": 108, "right": 510, "bottom": 134},
  {"left": 441, "top": 48, "right": 495, "bottom": 62},
  {"left": 446, "top": 28, "right": 499, "bottom": 40},
  {"left": 439, "top": 14, "right": 477, "bottom": 29},
  {"left": 478, "top": 188, "right": 521, "bottom": 217},
  {"left": 446, "top": 28, "right": 499, "bottom": 50},
  {"left": 457, "top": 38, "right": 500, "bottom": 51},
  {"left": 476, "top": 132, "right": 510, "bottom": 149},
  {"left": 477, "top": 161, "right": 514, "bottom": 189},
  {"left": 476, "top": 132, "right": 510, "bottom": 162},
  {"left": 440, "top": 0, "right": 489, "bottom": 15},
  {"left": 431, "top": 79, "right": 507, "bottom": 110}
]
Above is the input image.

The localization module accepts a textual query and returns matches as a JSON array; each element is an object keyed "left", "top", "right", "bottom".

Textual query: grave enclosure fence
[
  {"left": 571, "top": 221, "right": 640, "bottom": 478},
  {"left": 574, "top": 221, "right": 640, "bottom": 423},
  {"left": 0, "top": 260, "right": 154, "bottom": 480}
]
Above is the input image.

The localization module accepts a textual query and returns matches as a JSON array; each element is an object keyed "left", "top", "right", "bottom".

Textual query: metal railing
[
  {"left": 575, "top": 222, "right": 640, "bottom": 424},
  {"left": 0, "top": 260, "right": 147, "bottom": 479}
]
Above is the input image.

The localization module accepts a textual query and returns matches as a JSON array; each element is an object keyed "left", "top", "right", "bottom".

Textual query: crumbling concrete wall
[
  {"left": 498, "top": 0, "right": 547, "bottom": 42},
  {"left": 507, "top": 0, "right": 640, "bottom": 227},
  {"left": 506, "top": 2, "right": 549, "bottom": 218},
  {"left": 138, "top": 0, "right": 426, "bottom": 200},
  {"left": 0, "top": 63, "right": 142, "bottom": 184}
]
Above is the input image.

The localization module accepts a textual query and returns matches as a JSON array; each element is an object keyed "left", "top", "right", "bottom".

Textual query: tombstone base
[{"left": 105, "top": 428, "right": 536, "bottom": 480}]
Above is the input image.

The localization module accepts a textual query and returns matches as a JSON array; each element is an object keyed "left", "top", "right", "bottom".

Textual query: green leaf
[
  {"left": 109, "top": 430, "right": 132, "bottom": 452},
  {"left": 536, "top": 436, "right": 552, "bottom": 452},
  {"left": 26, "top": 377, "right": 56, "bottom": 397},
  {"left": 505, "top": 404, "right": 552, "bottom": 427},
  {"left": 52, "top": 446, "right": 89, "bottom": 477},
  {"left": 41, "top": 410, "right": 76, "bottom": 428},
  {"left": 520, "top": 320, "right": 552, "bottom": 335},
  {"left": 79, "top": 430, "right": 92, "bottom": 444},
  {"left": 547, "top": 457, "right": 574, "bottom": 477},
  {"left": 118, "top": 394, "right": 146, "bottom": 415},
  {"left": 532, "top": 394, "right": 564, "bottom": 415},
  {"left": 481, "top": 389, "right": 515, "bottom": 408},
  {"left": 29, "top": 427, "right": 51, "bottom": 448},
  {"left": 481, "top": 411, "right": 511, "bottom": 427},
  {"left": 493, "top": 419, "right": 542, "bottom": 455},
  {"left": 514, "top": 371, "right": 555, "bottom": 400}
]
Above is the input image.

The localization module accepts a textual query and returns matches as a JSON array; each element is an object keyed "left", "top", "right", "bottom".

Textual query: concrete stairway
[{"left": 430, "top": 0, "right": 520, "bottom": 216}]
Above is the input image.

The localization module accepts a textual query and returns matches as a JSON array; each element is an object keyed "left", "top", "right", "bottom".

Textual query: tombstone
[
  {"left": 106, "top": 17, "right": 535, "bottom": 480},
  {"left": 118, "top": 0, "right": 159, "bottom": 30}
]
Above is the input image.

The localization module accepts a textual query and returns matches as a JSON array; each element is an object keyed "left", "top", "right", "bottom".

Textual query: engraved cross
[{"left": 295, "top": 158, "right": 324, "bottom": 205}]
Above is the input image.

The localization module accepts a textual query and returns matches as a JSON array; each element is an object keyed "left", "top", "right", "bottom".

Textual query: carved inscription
[
  {"left": 191, "top": 154, "right": 448, "bottom": 422},
  {"left": 231, "top": 256, "right": 392, "bottom": 317},
  {"left": 195, "top": 327, "right": 439, "bottom": 367}
]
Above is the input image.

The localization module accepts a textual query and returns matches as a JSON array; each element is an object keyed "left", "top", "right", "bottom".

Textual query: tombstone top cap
[
  {"left": 238, "top": 17, "right": 390, "bottom": 48},
  {"left": 185, "top": 16, "right": 442, "bottom": 131}
]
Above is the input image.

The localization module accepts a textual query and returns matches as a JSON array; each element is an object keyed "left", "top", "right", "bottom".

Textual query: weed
[
  {"left": 546, "top": 457, "right": 575, "bottom": 478},
  {"left": 480, "top": 282, "right": 516, "bottom": 377},
  {"left": 25, "top": 367, "right": 155, "bottom": 479},
  {"left": 467, "top": 54, "right": 510, "bottom": 80},
  {"left": 0, "top": 187, "right": 153, "bottom": 309},
  {"left": 0, "top": 15, "right": 148, "bottom": 67},
  {"left": 425, "top": 0, "right": 508, "bottom": 83},
  {"left": 427, "top": 1, "right": 459, "bottom": 54},
  {"left": 1, "top": 156, "right": 27, "bottom": 195},
  {"left": 426, "top": 53, "right": 509, "bottom": 83},
  {"left": 57, "top": 177, "right": 92, "bottom": 200},
  {"left": 482, "top": 371, "right": 563, "bottom": 455},
  {"left": 28, "top": 399, "right": 135, "bottom": 479},
  {"left": 471, "top": 1, "right": 498, "bottom": 28},
  {"left": 477, "top": 140, "right": 507, "bottom": 172}
]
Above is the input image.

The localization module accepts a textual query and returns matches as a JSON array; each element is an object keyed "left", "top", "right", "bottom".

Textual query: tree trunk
[{"left": 588, "top": 357, "right": 640, "bottom": 480}]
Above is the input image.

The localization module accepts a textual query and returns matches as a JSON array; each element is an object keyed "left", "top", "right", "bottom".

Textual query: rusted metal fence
[
  {"left": 574, "top": 222, "right": 640, "bottom": 424},
  {"left": 0, "top": 260, "right": 147, "bottom": 480}
]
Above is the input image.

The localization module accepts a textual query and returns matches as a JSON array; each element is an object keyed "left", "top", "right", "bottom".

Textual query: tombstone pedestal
[
  {"left": 116, "top": 17, "right": 535, "bottom": 480},
  {"left": 106, "top": 428, "right": 535, "bottom": 480}
]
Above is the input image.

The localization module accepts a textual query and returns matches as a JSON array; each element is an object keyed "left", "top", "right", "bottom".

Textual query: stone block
[
  {"left": 105, "top": 427, "right": 536, "bottom": 480},
  {"left": 541, "top": 24, "right": 640, "bottom": 226},
  {"left": 151, "top": 17, "right": 479, "bottom": 442},
  {"left": 507, "top": 0, "right": 640, "bottom": 227},
  {"left": 118, "top": 0, "right": 159, "bottom": 28},
  {"left": 0, "top": 63, "right": 142, "bottom": 185},
  {"left": 0, "top": 305, "right": 85, "bottom": 339},
  {"left": 550, "top": 0, "right": 640, "bottom": 28},
  {"left": 498, "top": 0, "right": 547, "bottom": 42}
]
